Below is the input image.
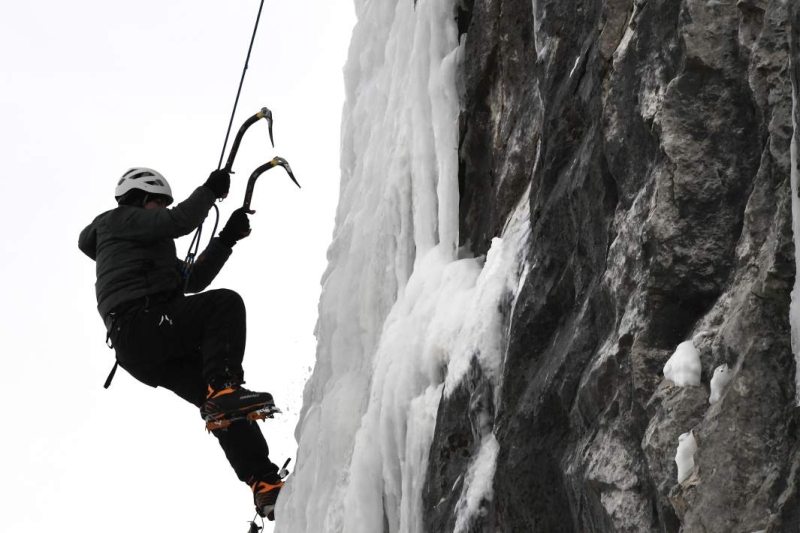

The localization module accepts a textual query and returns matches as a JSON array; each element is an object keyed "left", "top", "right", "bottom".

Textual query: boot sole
[{"left": 205, "top": 405, "right": 281, "bottom": 431}]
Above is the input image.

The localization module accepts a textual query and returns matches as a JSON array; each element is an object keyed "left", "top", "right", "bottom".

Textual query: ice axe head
[
  {"left": 259, "top": 107, "right": 274, "bottom": 148},
  {"left": 223, "top": 107, "right": 275, "bottom": 173},
  {"left": 272, "top": 157, "right": 300, "bottom": 188}
]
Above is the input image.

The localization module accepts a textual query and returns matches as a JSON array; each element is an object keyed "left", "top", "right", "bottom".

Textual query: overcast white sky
[{"left": 0, "top": 1, "right": 355, "bottom": 531}]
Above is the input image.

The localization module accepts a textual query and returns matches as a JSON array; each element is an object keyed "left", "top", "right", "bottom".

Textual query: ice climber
[{"left": 78, "top": 167, "right": 284, "bottom": 520}]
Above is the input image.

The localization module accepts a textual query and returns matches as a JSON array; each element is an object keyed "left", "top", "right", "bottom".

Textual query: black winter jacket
[{"left": 78, "top": 185, "right": 232, "bottom": 317}]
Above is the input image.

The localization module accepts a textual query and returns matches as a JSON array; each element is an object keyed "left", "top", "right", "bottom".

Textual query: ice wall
[{"left": 275, "top": 0, "right": 461, "bottom": 530}]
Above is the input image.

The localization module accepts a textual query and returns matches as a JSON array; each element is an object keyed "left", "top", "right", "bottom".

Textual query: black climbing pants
[{"left": 107, "top": 288, "right": 279, "bottom": 484}]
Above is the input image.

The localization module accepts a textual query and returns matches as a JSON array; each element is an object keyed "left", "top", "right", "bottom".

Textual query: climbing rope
[
  {"left": 218, "top": 0, "right": 267, "bottom": 171},
  {"left": 183, "top": 0, "right": 266, "bottom": 285}
]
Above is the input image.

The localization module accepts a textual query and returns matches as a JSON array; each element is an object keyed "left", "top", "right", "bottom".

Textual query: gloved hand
[
  {"left": 204, "top": 169, "right": 231, "bottom": 199},
  {"left": 219, "top": 207, "right": 253, "bottom": 247}
]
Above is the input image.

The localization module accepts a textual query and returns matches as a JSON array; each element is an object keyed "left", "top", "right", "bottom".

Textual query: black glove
[
  {"left": 204, "top": 169, "right": 231, "bottom": 199},
  {"left": 219, "top": 207, "right": 252, "bottom": 247}
]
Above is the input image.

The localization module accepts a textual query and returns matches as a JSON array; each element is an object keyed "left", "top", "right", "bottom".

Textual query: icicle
[{"left": 790, "top": 86, "right": 800, "bottom": 406}]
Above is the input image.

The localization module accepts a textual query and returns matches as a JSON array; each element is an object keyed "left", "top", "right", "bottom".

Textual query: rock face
[{"left": 425, "top": 1, "right": 800, "bottom": 532}]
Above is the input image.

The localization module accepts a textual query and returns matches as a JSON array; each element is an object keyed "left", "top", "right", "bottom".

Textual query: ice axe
[
  {"left": 183, "top": 107, "right": 274, "bottom": 285},
  {"left": 243, "top": 157, "right": 300, "bottom": 211},
  {"left": 222, "top": 107, "right": 275, "bottom": 173}
]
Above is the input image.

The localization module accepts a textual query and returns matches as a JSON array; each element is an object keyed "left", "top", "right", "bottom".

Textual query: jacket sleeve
[
  {"left": 179, "top": 237, "right": 233, "bottom": 294},
  {"left": 109, "top": 186, "right": 216, "bottom": 241},
  {"left": 78, "top": 221, "right": 98, "bottom": 261}
]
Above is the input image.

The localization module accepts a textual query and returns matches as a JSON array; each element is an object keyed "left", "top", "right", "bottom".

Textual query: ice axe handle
[
  {"left": 242, "top": 160, "right": 275, "bottom": 211},
  {"left": 223, "top": 107, "right": 273, "bottom": 173}
]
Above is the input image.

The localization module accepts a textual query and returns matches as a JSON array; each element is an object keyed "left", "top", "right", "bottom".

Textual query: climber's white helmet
[{"left": 115, "top": 167, "right": 174, "bottom": 205}]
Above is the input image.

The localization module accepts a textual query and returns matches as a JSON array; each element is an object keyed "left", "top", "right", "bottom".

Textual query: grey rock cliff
[{"left": 425, "top": 0, "right": 800, "bottom": 531}]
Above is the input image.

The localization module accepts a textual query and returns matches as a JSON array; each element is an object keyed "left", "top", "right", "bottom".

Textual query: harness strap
[
  {"left": 103, "top": 361, "right": 119, "bottom": 389},
  {"left": 101, "top": 293, "right": 171, "bottom": 389},
  {"left": 104, "top": 312, "right": 119, "bottom": 389}
]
